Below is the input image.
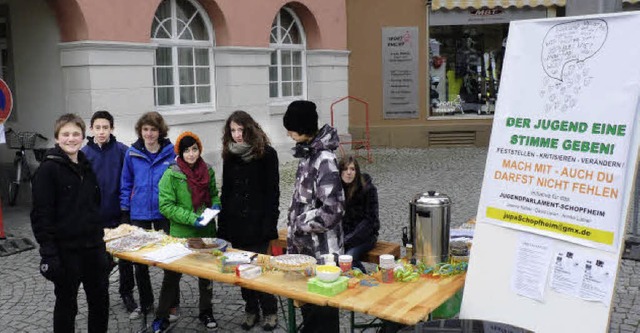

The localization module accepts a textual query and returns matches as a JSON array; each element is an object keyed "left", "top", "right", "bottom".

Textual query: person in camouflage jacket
[{"left": 283, "top": 100, "right": 344, "bottom": 333}]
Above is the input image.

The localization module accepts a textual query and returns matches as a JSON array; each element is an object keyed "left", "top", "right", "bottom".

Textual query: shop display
[{"left": 429, "top": 25, "right": 508, "bottom": 116}]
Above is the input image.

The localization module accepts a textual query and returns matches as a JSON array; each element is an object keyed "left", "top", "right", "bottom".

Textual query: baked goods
[
  {"left": 106, "top": 230, "right": 165, "bottom": 252},
  {"left": 271, "top": 254, "right": 317, "bottom": 272},
  {"left": 186, "top": 238, "right": 227, "bottom": 251},
  {"left": 103, "top": 224, "right": 140, "bottom": 242}
]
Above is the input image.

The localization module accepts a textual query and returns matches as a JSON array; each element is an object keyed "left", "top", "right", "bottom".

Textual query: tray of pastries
[
  {"left": 186, "top": 237, "right": 228, "bottom": 252},
  {"left": 271, "top": 254, "right": 317, "bottom": 272}
]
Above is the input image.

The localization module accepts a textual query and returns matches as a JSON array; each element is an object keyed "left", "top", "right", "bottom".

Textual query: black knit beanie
[
  {"left": 178, "top": 135, "right": 198, "bottom": 158},
  {"left": 283, "top": 100, "right": 318, "bottom": 136}
]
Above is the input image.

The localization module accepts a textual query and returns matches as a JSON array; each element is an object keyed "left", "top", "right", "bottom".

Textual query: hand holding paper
[{"left": 196, "top": 208, "right": 220, "bottom": 227}]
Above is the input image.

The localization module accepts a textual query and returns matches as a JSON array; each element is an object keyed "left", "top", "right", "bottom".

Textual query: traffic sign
[{"left": 0, "top": 78, "right": 13, "bottom": 124}]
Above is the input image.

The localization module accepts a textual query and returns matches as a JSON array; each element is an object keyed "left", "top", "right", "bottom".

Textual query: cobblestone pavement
[{"left": 1, "top": 147, "right": 639, "bottom": 332}]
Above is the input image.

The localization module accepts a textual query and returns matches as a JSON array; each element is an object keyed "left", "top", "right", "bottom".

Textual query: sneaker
[
  {"left": 168, "top": 307, "right": 179, "bottom": 323},
  {"left": 262, "top": 314, "right": 278, "bottom": 331},
  {"left": 122, "top": 294, "right": 138, "bottom": 313},
  {"left": 241, "top": 313, "right": 259, "bottom": 330},
  {"left": 199, "top": 313, "right": 218, "bottom": 329},
  {"left": 151, "top": 318, "right": 170, "bottom": 333},
  {"left": 128, "top": 307, "right": 141, "bottom": 320},
  {"left": 129, "top": 305, "right": 153, "bottom": 320}
]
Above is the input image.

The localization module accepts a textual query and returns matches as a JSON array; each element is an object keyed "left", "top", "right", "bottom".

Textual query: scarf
[
  {"left": 228, "top": 142, "right": 255, "bottom": 162},
  {"left": 176, "top": 156, "right": 211, "bottom": 211}
]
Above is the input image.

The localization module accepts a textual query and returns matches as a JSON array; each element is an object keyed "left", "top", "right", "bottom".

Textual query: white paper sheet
[
  {"left": 511, "top": 233, "right": 553, "bottom": 302},
  {"left": 142, "top": 243, "right": 193, "bottom": 263},
  {"left": 579, "top": 257, "right": 614, "bottom": 303},
  {"left": 198, "top": 208, "right": 220, "bottom": 226},
  {"left": 550, "top": 248, "right": 583, "bottom": 297}
]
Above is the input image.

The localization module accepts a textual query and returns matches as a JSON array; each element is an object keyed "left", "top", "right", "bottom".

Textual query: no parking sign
[{"left": 0, "top": 78, "right": 12, "bottom": 123}]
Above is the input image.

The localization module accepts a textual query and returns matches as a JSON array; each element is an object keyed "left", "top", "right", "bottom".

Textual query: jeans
[
  {"left": 345, "top": 240, "right": 376, "bottom": 273},
  {"left": 53, "top": 246, "right": 110, "bottom": 333},
  {"left": 238, "top": 242, "right": 277, "bottom": 315},
  {"left": 131, "top": 219, "right": 173, "bottom": 310}
]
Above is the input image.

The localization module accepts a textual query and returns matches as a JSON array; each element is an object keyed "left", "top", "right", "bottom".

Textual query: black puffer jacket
[
  {"left": 30, "top": 145, "right": 103, "bottom": 257},
  {"left": 342, "top": 173, "right": 380, "bottom": 250},
  {"left": 218, "top": 145, "right": 280, "bottom": 247}
]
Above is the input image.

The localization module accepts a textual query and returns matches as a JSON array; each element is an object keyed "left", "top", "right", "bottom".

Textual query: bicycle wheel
[{"left": 8, "top": 181, "right": 19, "bottom": 206}]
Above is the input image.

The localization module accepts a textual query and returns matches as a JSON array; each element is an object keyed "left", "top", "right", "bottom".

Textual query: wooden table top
[{"left": 114, "top": 246, "right": 465, "bottom": 326}]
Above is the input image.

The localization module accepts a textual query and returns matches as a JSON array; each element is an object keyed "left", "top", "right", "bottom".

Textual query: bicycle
[{"left": 5, "top": 128, "right": 48, "bottom": 206}]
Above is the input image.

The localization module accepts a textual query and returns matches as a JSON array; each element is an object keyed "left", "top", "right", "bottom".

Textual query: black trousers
[
  {"left": 300, "top": 304, "right": 339, "bottom": 333},
  {"left": 237, "top": 242, "right": 277, "bottom": 315},
  {"left": 118, "top": 258, "right": 135, "bottom": 298},
  {"left": 155, "top": 270, "right": 213, "bottom": 319},
  {"left": 131, "top": 219, "right": 175, "bottom": 310},
  {"left": 53, "top": 245, "right": 110, "bottom": 333}
]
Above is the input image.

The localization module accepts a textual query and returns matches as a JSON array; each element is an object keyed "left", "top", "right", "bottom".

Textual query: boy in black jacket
[{"left": 31, "top": 113, "right": 110, "bottom": 332}]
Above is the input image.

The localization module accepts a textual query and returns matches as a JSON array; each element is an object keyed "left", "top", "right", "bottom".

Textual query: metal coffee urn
[{"left": 409, "top": 191, "right": 452, "bottom": 266}]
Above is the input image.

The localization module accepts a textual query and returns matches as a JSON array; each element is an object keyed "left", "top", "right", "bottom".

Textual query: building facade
[
  {"left": 0, "top": 0, "right": 348, "bottom": 168},
  {"left": 347, "top": 0, "right": 569, "bottom": 148}
]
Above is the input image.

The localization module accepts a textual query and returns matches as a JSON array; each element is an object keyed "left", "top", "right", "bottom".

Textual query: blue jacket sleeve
[{"left": 120, "top": 152, "right": 133, "bottom": 211}]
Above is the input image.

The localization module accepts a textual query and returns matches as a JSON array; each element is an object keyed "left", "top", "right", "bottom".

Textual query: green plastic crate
[{"left": 307, "top": 276, "right": 348, "bottom": 296}]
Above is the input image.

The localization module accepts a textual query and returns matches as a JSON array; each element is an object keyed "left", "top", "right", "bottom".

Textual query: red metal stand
[{"left": 330, "top": 96, "right": 373, "bottom": 163}]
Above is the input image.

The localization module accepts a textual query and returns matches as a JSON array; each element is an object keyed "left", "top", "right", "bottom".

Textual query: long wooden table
[{"left": 114, "top": 246, "right": 465, "bottom": 331}]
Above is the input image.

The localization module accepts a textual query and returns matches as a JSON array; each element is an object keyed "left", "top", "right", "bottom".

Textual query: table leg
[{"left": 288, "top": 298, "right": 297, "bottom": 333}]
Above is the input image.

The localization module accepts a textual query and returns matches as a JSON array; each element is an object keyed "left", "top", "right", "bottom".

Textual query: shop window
[
  {"left": 269, "top": 8, "right": 306, "bottom": 101},
  {"left": 151, "top": 0, "right": 214, "bottom": 109},
  {"left": 429, "top": 24, "right": 508, "bottom": 117}
]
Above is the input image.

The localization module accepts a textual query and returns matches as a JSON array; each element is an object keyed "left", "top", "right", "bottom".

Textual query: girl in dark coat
[
  {"left": 339, "top": 156, "right": 380, "bottom": 273},
  {"left": 218, "top": 110, "right": 280, "bottom": 331}
]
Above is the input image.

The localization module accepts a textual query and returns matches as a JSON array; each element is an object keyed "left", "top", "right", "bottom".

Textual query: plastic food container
[
  {"left": 379, "top": 254, "right": 396, "bottom": 283},
  {"left": 235, "top": 264, "right": 262, "bottom": 279},
  {"left": 338, "top": 255, "right": 353, "bottom": 272}
]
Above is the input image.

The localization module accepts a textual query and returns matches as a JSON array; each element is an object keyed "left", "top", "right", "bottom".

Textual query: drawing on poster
[{"left": 539, "top": 19, "right": 608, "bottom": 113}]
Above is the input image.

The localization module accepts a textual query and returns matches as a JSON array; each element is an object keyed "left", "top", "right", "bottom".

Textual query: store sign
[
  {"left": 382, "top": 27, "right": 419, "bottom": 119},
  {"left": 430, "top": 7, "right": 547, "bottom": 26},
  {"left": 477, "top": 15, "right": 640, "bottom": 252}
]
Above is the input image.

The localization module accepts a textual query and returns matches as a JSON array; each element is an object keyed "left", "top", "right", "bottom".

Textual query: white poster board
[{"left": 461, "top": 12, "right": 640, "bottom": 333}]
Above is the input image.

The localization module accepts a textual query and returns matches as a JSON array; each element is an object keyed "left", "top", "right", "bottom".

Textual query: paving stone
[{"left": 0, "top": 147, "right": 638, "bottom": 332}]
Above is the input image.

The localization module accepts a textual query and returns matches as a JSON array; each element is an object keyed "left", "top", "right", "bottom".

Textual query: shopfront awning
[{"left": 431, "top": 0, "right": 566, "bottom": 10}]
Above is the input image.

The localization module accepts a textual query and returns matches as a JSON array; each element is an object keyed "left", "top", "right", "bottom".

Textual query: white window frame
[
  {"left": 269, "top": 7, "right": 307, "bottom": 105},
  {"left": 151, "top": 0, "right": 216, "bottom": 113}
]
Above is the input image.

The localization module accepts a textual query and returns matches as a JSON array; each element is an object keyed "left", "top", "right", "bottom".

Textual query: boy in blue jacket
[{"left": 81, "top": 110, "right": 136, "bottom": 315}]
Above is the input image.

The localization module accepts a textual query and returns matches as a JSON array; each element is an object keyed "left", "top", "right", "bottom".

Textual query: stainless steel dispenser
[{"left": 409, "top": 191, "right": 452, "bottom": 265}]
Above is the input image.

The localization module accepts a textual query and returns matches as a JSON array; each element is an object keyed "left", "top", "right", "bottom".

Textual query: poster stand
[{"left": 460, "top": 12, "right": 640, "bottom": 333}]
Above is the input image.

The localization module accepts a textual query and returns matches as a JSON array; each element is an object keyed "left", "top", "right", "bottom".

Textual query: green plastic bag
[{"left": 431, "top": 289, "right": 463, "bottom": 319}]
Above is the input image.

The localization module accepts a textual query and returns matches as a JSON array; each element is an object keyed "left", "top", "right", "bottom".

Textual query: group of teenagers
[{"left": 30, "top": 100, "right": 381, "bottom": 333}]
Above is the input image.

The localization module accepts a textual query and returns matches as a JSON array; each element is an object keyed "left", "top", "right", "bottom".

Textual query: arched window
[
  {"left": 151, "top": 0, "right": 214, "bottom": 109},
  {"left": 269, "top": 8, "right": 306, "bottom": 100}
]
